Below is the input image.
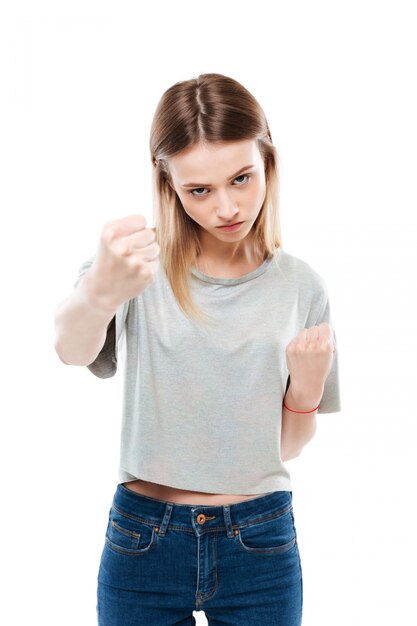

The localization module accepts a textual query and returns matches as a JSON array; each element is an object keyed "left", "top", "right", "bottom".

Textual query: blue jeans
[{"left": 97, "top": 483, "right": 303, "bottom": 625}]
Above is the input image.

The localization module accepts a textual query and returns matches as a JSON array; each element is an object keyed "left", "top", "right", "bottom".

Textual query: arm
[
  {"left": 280, "top": 382, "right": 323, "bottom": 461},
  {"left": 54, "top": 269, "right": 118, "bottom": 366}
]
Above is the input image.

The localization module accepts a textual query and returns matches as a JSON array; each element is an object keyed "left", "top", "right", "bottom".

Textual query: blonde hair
[{"left": 149, "top": 72, "right": 282, "bottom": 327}]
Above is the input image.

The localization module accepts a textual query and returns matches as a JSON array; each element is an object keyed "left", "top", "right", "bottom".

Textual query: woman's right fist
[{"left": 85, "top": 214, "right": 160, "bottom": 312}]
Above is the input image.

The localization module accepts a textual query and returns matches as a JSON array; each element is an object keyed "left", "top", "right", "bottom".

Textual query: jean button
[{"left": 197, "top": 514, "right": 206, "bottom": 524}]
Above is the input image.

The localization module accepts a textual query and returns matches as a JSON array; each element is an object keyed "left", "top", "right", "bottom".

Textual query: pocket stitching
[
  {"left": 235, "top": 505, "right": 296, "bottom": 554},
  {"left": 105, "top": 530, "right": 157, "bottom": 556},
  {"left": 111, "top": 520, "right": 141, "bottom": 549},
  {"left": 239, "top": 503, "right": 293, "bottom": 531},
  {"left": 107, "top": 506, "right": 156, "bottom": 554},
  {"left": 236, "top": 533, "right": 297, "bottom": 554},
  {"left": 112, "top": 520, "right": 141, "bottom": 539}
]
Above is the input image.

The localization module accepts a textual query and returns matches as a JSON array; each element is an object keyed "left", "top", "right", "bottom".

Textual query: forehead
[{"left": 167, "top": 139, "right": 261, "bottom": 180}]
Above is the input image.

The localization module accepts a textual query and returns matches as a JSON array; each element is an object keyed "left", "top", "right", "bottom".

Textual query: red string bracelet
[{"left": 283, "top": 400, "right": 320, "bottom": 414}]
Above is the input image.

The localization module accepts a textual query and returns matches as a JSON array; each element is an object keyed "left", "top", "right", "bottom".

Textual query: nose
[{"left": 214, "top": 189, "right": 239, "bottom": 220}]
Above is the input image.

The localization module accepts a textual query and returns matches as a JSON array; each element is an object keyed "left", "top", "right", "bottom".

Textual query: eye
[{"left": 188, "top": 173, "right": 252, "bottom": 197}]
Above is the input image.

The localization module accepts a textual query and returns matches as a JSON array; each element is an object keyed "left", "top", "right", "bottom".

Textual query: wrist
[
  {"left": 284, "top": 383, "right": 323, "bottom": 412},
  {"left": 79, "top": 270, "right": 120, "bottom": 316}
]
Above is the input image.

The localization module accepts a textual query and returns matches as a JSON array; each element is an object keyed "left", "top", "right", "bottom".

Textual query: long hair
[{"left": 149, "top": 73, "right": 282, "bottom": 326}]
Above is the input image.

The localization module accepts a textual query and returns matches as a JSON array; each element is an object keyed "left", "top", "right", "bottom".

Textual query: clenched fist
[
  {"left": 85, "top": 214, "right": 160, "bottom": 312},
  {"left": 285, "top": 322, "right": 336, "bottom": 397}
]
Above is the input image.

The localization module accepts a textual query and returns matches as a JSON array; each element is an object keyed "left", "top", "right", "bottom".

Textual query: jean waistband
[{"left": 110, "top": 484, "right": 293, "bottom": 538}]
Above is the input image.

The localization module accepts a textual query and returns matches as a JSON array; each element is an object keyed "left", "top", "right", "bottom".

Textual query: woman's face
[{"left": 167, "top": 139, "right": 267, "bottom": 250}]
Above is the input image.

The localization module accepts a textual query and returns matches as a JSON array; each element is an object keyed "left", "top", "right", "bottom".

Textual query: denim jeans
[{"left": 97, "top": 483, "right": 303, "bottom": 625}]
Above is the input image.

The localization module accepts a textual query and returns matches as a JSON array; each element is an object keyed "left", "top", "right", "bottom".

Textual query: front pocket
[
  {"left": 110, "top": 520, "right": 141, "bottom": 550},
  {"left": 105, "top": 505, "right": 157, "bottom": 555},
  {"left": 236, "top": 507, "right": 297, "bottom": 554}
]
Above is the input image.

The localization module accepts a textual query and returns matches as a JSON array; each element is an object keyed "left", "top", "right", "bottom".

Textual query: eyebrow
[{"left": 180, "top": 164, "right": 256, "bottom": 188}]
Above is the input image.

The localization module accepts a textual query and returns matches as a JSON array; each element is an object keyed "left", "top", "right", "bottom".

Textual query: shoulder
[
  {"left": 277, "top": 248, "right": 328, "bottom": 298},
  {"left": 276, "top": 249, "right": 331, "bottom": 326}
]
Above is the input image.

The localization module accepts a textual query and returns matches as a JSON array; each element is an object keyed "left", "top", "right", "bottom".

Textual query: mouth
[{"left": 216, "top": 221, "right": 244, "bottom": 229}]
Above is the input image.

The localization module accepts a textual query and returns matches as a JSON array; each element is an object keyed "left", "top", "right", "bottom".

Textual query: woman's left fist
[{"left": 285, "top": 322, "right": 336, "bottom": 395}]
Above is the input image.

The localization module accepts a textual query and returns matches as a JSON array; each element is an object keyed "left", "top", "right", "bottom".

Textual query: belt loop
[
  {"left": 158, "top": 502, "right": 174, "bottom": 537},
  {"left": 222, "top": 505, "right": 235, "bottom": 538}
]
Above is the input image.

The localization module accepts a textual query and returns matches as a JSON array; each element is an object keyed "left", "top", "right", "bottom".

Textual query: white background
[{"left": 1, "top": 1, "right": 416, "bottom": 624}]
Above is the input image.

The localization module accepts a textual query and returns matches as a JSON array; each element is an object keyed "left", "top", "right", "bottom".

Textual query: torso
[
  {"left": 123, "top": 479, "right": 267, "bottom": 505},
  {"left": 122, "top": 251, "right": 271, "bottom": 506}
]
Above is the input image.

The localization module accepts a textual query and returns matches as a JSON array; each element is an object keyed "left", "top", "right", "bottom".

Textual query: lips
[{"left": 217, "top": 221, "right": 243, "bottom": 228}]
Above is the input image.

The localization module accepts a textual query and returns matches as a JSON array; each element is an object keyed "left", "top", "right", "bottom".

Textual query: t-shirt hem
[{"left": 116, "top": 468, "right": 292, "bottom": 496}]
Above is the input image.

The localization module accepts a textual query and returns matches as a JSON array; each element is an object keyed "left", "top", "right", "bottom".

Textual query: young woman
[{"left": 55, "top": 73, "right": 341, "bottom": 625}]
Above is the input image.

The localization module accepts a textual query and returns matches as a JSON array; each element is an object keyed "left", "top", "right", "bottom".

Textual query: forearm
[
  {"left": 280, "top": 383, "right": 323, "bottom": 460},
  {"left": 54, "top": 271, "right": 118, "bottom": 366}
]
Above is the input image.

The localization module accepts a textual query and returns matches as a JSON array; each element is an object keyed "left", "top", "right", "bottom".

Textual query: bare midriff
[{"left": 123, "top": 479, "right": 267, "bottom": 505}]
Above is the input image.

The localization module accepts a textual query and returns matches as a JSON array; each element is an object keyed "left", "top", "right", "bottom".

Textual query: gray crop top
[{"left": 74, "top": 246, "right": 341, "bottom": 494}]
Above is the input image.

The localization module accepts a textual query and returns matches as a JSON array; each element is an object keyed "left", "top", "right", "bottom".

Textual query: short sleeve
[
  {"left": 314, "top": 290, "right": 342, "bottom": 414},
  {"left": 74, "top": 255, "right": 129, "bottom": 379}
]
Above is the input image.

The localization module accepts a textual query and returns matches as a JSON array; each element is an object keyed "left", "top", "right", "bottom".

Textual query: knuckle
[
  {"left": 131, "top": 258, "right": 148, "bottom": 276},
  {"left": 102, "top": 222, "right": 121, "bottom": 244},
  {"left": 118, "top": 242, "right": 130, "bottom": 257}
]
